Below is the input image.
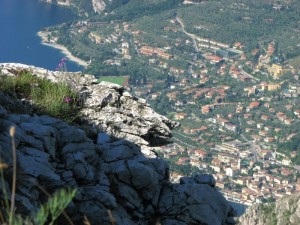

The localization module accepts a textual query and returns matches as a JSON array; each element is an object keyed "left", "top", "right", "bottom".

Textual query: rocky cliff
[
  {"left": 0, "top": 63, "right": 235, "bottom": 225},
  {"left": 0, "top": 63, "right": 179, "bottom": 157},
  {"left": 238, "top": 193, "right": 300, "bottom": 225},
  {"left": 42, "top": 0, "right": 106, "bottom": 14},
  {"left": 91, "top": 0, "right": 106, "bottom": 13}
]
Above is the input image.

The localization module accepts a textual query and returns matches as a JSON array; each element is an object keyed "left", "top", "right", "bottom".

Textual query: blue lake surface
[{"left": 0, "top": 0, "right": 82, "bottom": 71}]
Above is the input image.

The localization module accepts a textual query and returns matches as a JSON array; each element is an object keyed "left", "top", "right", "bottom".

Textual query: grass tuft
[
  {"left": 0, "top": 74, "right": 79, "bottom": 224},
  {"left": 0, "top": 73, "right": 81, "bottom": 122},
  {"left": 33, "top": 188, "right": 76, "bottom": 225}
]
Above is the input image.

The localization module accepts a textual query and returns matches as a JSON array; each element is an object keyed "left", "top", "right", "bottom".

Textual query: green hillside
[{"left": 48, "top": 0, "right": 300, "bottom": 76}]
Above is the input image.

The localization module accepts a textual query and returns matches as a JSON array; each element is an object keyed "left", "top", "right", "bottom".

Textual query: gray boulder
[{"left": 159, "top": 183, "right": 231, "bottom": 225}]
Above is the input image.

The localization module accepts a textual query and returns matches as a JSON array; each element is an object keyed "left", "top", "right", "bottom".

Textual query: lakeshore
[
  {"left": 37, "top": 31, "right": 89, "bottom": 67},
  {"left": 0, "top": 0, "right": 82, "bottom": 71}
]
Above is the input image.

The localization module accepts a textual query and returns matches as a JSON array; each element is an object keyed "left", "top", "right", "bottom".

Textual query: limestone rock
[
  {"left": 0, "top": 110, "right": 234, "bottom": 225},
  {"left": 0, "top": 63, "right": 179, "bottom": 150},
  {"left": 180, "top": 174, "right": 216, "bottom": 187},
  {"left": 92, "top": 0, "right": 106, "bottom": 13},
  {"left": 97, "top": 132, "right": 111, "bottom": 145},
  {"left": 159, "top": 183, "right": 231, "bottom": 225},
  {"left": 0, "top": 104, "right": 7, "bottom": 116}
]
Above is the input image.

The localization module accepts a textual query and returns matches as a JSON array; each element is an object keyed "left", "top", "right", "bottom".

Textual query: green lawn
[{"left": 97, "top": 76, "right": 128, "bottom": 86}]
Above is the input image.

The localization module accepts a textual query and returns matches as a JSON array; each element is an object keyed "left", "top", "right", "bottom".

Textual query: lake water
[{"left": 0, "top": 0, "right": 82, "bottom": 71}]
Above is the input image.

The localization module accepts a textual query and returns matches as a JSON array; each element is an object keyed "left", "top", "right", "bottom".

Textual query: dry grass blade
[
  {"left": 0, "top": 207, "right": 5, "bottom": 224},
  {"left": 9, "top": 126, "right": 16, "bottom": 225},
  {"left": 0, "top": 163, "right": 8, "bottom": 169},
  {"left": 83, "top": 215, "right": 91, "bottom": 225},
  {"left": 107, "top": 210, "right": 116, "bottom": 225}
]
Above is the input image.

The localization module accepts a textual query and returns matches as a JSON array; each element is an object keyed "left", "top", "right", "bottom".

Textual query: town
[
  {"left": 40, "top": 1, "right": 300, "bottom": 206},
  {"left": 131, "top": 18, "right": 300, "bottom": 205}
]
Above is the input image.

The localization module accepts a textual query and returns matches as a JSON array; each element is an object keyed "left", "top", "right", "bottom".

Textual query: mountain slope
[
  {"left": 238, "top": 193, "right": 300, "bottom": 225},
  {"left": 0, "top": 63, "right": 235, "bottom": 225},
  {"left": 43, "top": 0, "right": 300, "bottom": 78}
]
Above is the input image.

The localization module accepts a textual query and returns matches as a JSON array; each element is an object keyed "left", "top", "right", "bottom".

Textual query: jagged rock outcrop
[
  {"left": 238, "top": 193, "right": 300, "bottom": 225},
  {"left": 43, "top": 0, "right": 71, "bottom": 6},
  {"left": 92, "top": 0, "right": 106, "bottom": 13},
  {"left": 0, "top": 63, "right": 235, "bottom": 224},
  {"left": 0, "top": 110, "right": 235, "bottom": 224},
  {"left": 42, "top": 0, "right": 105, "bottom": 13},
  {"left": 0, "top": 63, "right": 179, "bottom": 157}
]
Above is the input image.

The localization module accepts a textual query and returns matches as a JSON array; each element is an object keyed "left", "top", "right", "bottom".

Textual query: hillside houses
[
  {"left": 208, "top": 116, "right": 239, "bottom": 133},
  {"left": 139, "top": 46, "right": 173, "bottom": 59},
  {"left": 117, "top": 19, "right": 300, "bottom": 206}
]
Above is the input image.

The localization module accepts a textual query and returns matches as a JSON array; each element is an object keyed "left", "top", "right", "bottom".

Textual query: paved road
[
  {"left": 176, "top": 15, "right": 200, "bottom": 78},
  {"left": 240, "top": 68, "right": 260, "bottom": 81},
  {"left": 238, "top": 116, "right": 260, "bottom": 161},
  {"left": 240, "top": 132, "right": 300, "bottom": 171}
]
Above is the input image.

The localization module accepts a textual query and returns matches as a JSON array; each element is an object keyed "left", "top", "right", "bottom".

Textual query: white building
[{"left": 226, "top": 167, "right": 240, "bottom": 177}]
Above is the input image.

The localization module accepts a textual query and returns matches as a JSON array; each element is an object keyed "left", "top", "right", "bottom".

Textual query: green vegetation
[
  {"left": 98, "top": 76, "right": 128, "bottom": 86},
  {"left": 53, "top": 0, "right": 300, "bottom": 78},
  {"left": 32, "top": 188, "right": 76, "bottom": 225},
  {"left": 178, "top": 0, "right": 300, "bottom": 53},
  {"left": 0, "top": 188, "right": 76, "bottom": 225},
  {"left": 254, "top": 196, "right": 300, "bottom": 225},
  {"left": 259, "top": 203, "right": 277, "bottom": 225},
  {"left": 0, "top": 73, "right": 80, "bottom": 122},
  {"left": 288, "top": 55, "right": 300, "bottom": 70},
  {"left": 100, "top": 0, "right": 182, "bottom": 22},
  {"left": 277, "top": 134, "right": 300, "bottom": 165}
]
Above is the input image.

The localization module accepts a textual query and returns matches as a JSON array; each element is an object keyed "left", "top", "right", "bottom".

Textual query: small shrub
[{"left": 259, "top": 203, "right": 277, "bottom": 225}]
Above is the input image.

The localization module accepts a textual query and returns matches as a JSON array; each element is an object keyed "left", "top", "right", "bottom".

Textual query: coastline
[{"left": 37, "top": 32, "right": 88, "bottom": 67}]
